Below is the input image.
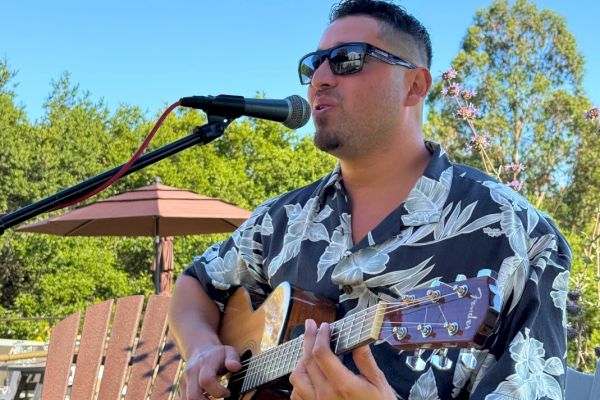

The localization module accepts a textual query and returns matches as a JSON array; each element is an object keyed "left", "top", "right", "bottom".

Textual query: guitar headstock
[{"left": 379, "top": 273, "right": 500, "bottom": 353}]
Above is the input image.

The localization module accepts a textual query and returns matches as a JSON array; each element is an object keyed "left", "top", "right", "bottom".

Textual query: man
[{"left": 170, "top": 1, "right": 571, "bottom": 399}]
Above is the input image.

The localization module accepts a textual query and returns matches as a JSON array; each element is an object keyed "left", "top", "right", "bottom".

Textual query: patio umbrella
[{"left": 17, "top": 181, "right": 252, "bottom": 294}]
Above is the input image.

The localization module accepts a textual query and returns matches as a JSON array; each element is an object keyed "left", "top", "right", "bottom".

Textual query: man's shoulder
[
  {"left": 448, "top": 163, "right": 535, "bottom": 216},
  {"left": 450, "top": 162, "right": 521, "bottom": 206},
  {"left": 248, "top": 172, "right": 334, "bottom": 220},
  {"left": 450, "top": 162, "right": 568, "bottom": 242}
]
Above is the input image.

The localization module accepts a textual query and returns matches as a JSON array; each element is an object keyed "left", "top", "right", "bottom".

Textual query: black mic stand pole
[{"left": 0, "top": 115, "right": 232, "bottom": 236}]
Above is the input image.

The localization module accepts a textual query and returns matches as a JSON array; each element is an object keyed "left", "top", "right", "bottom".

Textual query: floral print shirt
[{"left": 184, "top": 142, "right": 571, "bottom": 399}]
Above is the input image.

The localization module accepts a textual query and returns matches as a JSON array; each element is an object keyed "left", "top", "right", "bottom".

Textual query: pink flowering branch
[
  {"left": 585, "top": 107, "right": 599, "bottom": 132},
  {"left": 440, "top": 68, "right": 524, "bottom": 190}
]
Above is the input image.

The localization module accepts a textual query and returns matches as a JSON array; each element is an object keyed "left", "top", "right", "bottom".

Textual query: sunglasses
[{"left": 298, "top": 42, "right": 417, "bottom": 85}]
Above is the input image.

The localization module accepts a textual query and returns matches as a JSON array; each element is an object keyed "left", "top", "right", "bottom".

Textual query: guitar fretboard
[{"left": 238, "top": 302, "right": 386, "bottom": 393}]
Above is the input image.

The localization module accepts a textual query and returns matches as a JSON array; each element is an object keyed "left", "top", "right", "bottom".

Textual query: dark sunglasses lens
[
  {"left": 298, "top": 44, "right": 366, "bottom": 84},
  {"left": 299, "top": 54, "right": 321, "bottom": 84},
  {"left": 329, "top": 45, "right": 365, "bottom": 75}
]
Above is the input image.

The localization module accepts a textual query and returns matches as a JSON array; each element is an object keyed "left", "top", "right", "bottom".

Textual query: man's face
[{"left": 308, "top": 16, "right": 411, "bottom": 159}]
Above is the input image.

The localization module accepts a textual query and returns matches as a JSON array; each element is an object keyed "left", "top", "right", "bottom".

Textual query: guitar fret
[
  {"left": 346, "top": 313, "right": 355, "bottom": 349},
  {"left": 273, "top": 343, "right": 285, "bottom": 379},
  {"left": 264, "top": 348, "right": 274, "bottom": 384},
  {"left": 359, "top": 306, "right": 368, "bottom": 343},
  {"left": 252, "top": 356, "right": 261, "bottom": 390},
  {"left": 241, "top": 337, "right": 303, "bottom": 392},
  {"left": 283, "top": 340, "right": 291, "bottom": 377},
  {"left": 274, "top": 342, "right": 284, "bottom": 380},
  {"left": 334, "top": 317, "right": 345, "bottom": 353},
  {"left": 290, "top": 337, "right": 302, "bottom": 375},
  {"left": 355, "top": 308, "right": 368, "bottom": 345},
  {"left": 331, "top": 319, "right": 344, "bottom": 353},
  {"left": 241, "top": 357, "right": 254, "bottom": 392}
]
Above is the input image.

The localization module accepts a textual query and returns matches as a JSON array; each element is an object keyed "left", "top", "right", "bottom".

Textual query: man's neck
[
  {"left": 339, "top": 136, "right": 431, "bottom": 195},
  {"left": 339, "top": 134, "right": 432, "bottom": 244}
]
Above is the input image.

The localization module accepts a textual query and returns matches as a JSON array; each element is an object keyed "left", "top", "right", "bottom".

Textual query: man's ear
[{"left": 404, "top": 68, "right": 432, "bottom": 107}]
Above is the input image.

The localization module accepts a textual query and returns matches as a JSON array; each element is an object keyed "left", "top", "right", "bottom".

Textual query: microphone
[{"left": 179, "top": 94, "right": 311, "bottom": 129}]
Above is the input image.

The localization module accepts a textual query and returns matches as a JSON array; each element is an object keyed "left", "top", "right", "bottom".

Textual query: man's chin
[{"left": 314, "top": 131, "right": 341, "bottom": 153}]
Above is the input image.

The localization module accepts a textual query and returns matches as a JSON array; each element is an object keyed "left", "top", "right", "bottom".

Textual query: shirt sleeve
[
  {"left": 182, "top": 198, "right": 275, "bottom": 308},
  {"left": 468, "top": 214, "right": 572, "bottom": 400}
]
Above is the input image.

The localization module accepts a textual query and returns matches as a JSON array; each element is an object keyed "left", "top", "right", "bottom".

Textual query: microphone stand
[{"left": 0, "top": 115, "right": 232, "bottom": 236}]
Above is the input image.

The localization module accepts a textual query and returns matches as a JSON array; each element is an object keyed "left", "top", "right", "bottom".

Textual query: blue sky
[{"left": 1, "top": 0, "right": 598, "bottom": 136}]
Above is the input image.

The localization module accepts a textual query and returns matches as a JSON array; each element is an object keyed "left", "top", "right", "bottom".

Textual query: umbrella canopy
[
  {"left": 17, "top": 182, "right": 251, "bottom": 236},
  {"left": 17, "top": 182, "right": 252, "bottom": 294}
]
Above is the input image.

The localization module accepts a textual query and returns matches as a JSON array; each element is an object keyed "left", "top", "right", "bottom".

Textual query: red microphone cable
[{"left": 53, "top": 100, "right": 181, "bottom": 210}]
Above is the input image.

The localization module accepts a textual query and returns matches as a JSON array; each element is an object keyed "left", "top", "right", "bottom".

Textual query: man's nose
[{"left": 310, "top": 58, "right": 337, "bottom": 89}]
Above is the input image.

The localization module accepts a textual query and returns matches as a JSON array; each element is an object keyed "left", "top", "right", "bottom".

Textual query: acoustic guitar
[{"left": 216, "top": 273, "right": 500, "bottom": 399}]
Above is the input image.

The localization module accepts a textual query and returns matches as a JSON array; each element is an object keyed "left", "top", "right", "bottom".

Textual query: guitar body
[{"left": 219, "top": 282, "right": 337, "bottom": 400}]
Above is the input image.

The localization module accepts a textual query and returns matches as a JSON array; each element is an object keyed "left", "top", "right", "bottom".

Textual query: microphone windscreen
[{"left": 284, "top": 95, "right": 311, "bottom": 129}]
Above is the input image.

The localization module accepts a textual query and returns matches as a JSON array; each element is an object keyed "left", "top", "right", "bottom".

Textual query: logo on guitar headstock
[{"left": 465, "top": 287, "right": 483, "bottom": 330}]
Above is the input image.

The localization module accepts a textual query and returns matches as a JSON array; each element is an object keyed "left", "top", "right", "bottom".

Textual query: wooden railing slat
[
  {"left": 149, "top": 331, "right": 183, "bottom": 400},
  {"left": 96, "top": 295, "right": 144, "bottom": 400},
  {"left": 70, "top": 299, "right": 113, "bottom": 400},
  {"left": 124, "top": 295, "right": 170, "bottom": 400},
  {"left": 41, "top": 294, "right": 182, "bottom": 399},
  {"left": 40, "top": 312, "right": 80, "bottom": 400}
]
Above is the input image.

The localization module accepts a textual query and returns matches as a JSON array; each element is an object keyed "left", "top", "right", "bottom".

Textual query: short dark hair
[{"left": 330, "top": 0, "right": 432, "bottom": 68}]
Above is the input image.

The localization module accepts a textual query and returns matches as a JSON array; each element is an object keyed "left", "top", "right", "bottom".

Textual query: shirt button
[
  {"left": 344, "top": 250, "right": 352, "bottom": 257},
  {"left": 342, "top": 285, "right": 353, "bottom": 294}
]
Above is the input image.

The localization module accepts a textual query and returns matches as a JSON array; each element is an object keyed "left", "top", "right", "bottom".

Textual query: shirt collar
[
  {"left": 315, "top": 141, "right": 453, "bottom": 227},
  {"left": 401, "top": 142, "right": 453, "bottom": 226}
]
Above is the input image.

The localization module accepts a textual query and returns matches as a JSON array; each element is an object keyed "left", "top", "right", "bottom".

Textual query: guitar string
[
  {"left": 227, "top": 284, "right": 480, "bottom": 388},
  {"left": 229, "top": 286, "right": 467, "bottom": 386},
  {"left": 232, "top": 279, "right": 462, "bottom": 372}
]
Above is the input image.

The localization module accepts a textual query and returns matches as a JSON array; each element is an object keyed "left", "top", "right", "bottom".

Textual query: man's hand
[
  {"left": 289, "top": 319, "right": 397, "bottom": 400},
  {"left": 179, "top": 344, "right": 241, "bottom": 400}
]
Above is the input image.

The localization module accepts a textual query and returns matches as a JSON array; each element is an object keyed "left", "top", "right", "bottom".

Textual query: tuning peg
[
  {"left": 430, "top": 279, "right": 442, "bottom": 287},
  {"left": 392, "top": 327, "right": 408, "bottom": 341},
  {"left": 452, "top": 283, "right": 469, "bottom": 298},
  {"left": 426, "top": 289, "right": 442, "bottom": 302},
  {"left": 417, "top": 324, "right": 433, "bottom": 338},
  {"left": 454, "top": 274, "right": 467, "bottom": 282},
  {"left": 483, "top": 281, "right": 501, "bottom": 312},
  {"left": 444, "top": 321, "right": 459, "bottom": 336},
  {"left": 400, "top": 294, "right": 417, "bottom": 305},
  {"left": 459, "top": 348, "right": 478, "bottom": 370},
  {"left": 431, "top": 348, "right": 453, "bottom": 371},
  {"left": 405, "top": 348, "right": 427, "bottom": 372},
  {"left": 477, "top": 269, "right": 498, "bottom": 280}
]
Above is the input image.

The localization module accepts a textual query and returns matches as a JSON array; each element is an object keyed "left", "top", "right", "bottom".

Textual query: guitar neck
[
  {"left": 238, "top": 303, "right": 387, "bottom": 392},
  {"left": 230, "top": 275, "right": 499, "bottom": 395}
]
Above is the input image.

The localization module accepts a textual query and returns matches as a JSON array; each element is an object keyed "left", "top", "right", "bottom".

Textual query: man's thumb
[{"left": 352, "top": 345, "right": 385, "bottom": 383}]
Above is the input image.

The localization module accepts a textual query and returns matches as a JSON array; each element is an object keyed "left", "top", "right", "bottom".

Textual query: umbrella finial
[{"left": 154, "top": 176, "right": 161, "bottom": 184}]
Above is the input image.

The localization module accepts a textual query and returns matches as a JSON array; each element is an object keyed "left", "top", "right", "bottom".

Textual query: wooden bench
[{"left": 41, "top": 294, "right": 183, "bottom": 400}]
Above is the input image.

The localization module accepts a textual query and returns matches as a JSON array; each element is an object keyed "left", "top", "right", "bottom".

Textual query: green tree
[
  {"left": 0, "top": 60, "right": 33, "bottom": 212},
  {"left": 424, "top": 0, "right": 589, "bottom": 213},
  {"left": 560, "top": 117, "right": 600, "bottom": 231},
  {"left": 565, "top": 219, "right": 600, "bottom": 372},
  {"left": 0, "top": 62, "right": 335, "bottom": 339}
]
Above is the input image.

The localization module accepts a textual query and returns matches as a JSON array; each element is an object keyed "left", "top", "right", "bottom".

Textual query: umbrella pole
[
  {"left": 154, "top": 217, "right": 160, "bottom": 294},
  {"left": 154, "top": 235, "right": 161, "bottom": 294}
]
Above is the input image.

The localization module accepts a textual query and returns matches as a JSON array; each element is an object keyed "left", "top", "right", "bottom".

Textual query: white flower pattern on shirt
[
  {"left": 485, "top": 328, "right": 564, "bottom": 400},
  {"left": 185, "top": 143, "right": 571, "bottom": 400}
]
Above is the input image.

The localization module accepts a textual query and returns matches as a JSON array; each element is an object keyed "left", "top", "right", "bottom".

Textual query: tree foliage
[
  {"left": 424, "top": 0, "right": 590, "bottom": 212},
  {"left": 0, "top": 60, "right": 334, "bottom": 339},
  {"left": 423, "top": 0, "right": 599, "bottom": 370}
]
